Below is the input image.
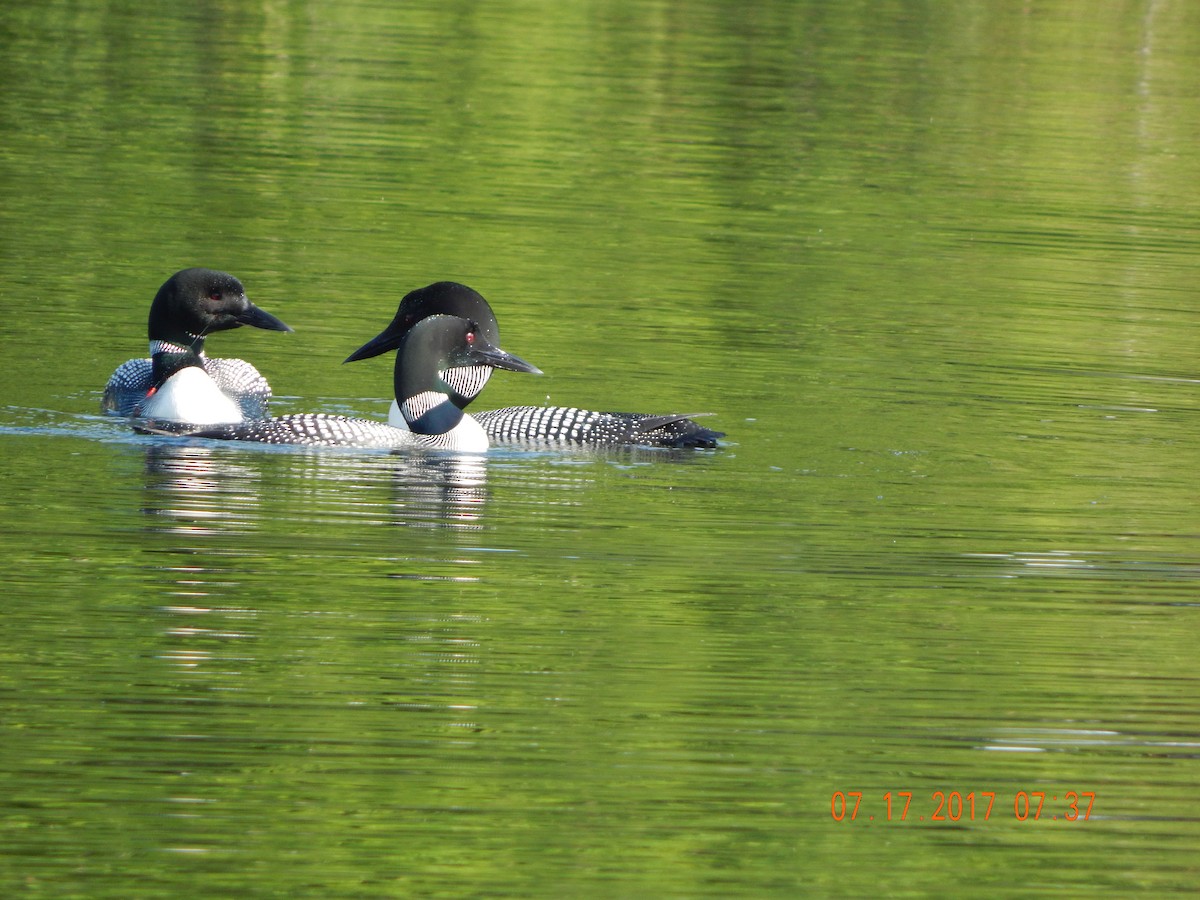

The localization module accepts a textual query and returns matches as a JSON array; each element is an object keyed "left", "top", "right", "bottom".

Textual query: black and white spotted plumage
[
  {"left": 168, "top": 414, "right": 420, "bottom": 448},
  {"left": 102, "top": 268, "right": 291, "bottom": 422},
  {"left": 143, "top": 414, "right": 490, "bottom": 451},
  {"left": 474, "top": 406, "right": 723, "bottom": 449}
]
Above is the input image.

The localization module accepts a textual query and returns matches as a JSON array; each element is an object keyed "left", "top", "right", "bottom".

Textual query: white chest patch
[{"left": 138, "top": 368, "right": 244, "bottom": 425}]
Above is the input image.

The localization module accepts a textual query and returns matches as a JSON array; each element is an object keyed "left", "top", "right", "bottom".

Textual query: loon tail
[{"left": 630, "top": 413, "right": 724, "bottom": 449}]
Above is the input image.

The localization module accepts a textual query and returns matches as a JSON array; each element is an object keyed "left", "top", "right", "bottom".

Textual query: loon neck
[
  {"left": 442, "top": 364, "right": 492, "bottom": 409},
  {"left": 393, "top": 346, "right": 468, "bottom": 438},
  {"left": 391, "top": 316, "right": 475, "bottom": 433},
  {"left": 400, "top": 389, "right": 466, "bottom": 436},
  {"left": 385, "top": 313, "right": 540, "bottom": 443},
  {"left": 385, "top": 398, "right": 475, "bottom": 444},
  {"left": 150, "top": 338, "right": 206, "bottom": 358}
]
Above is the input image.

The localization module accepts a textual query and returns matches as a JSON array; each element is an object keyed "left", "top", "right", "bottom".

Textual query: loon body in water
[
  {"left": 345, "top": 282, "right": 723, "bottom": 449},
  {"left": 154, "top": 315, "right": 542, "bottom": 452},
  {"left": 102, "top": 268, "right": 292, "bottom": 422}
]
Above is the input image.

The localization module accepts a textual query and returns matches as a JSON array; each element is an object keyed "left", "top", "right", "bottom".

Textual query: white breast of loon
[
  {"left": 136, "top": 367, "right": 246, "bottom": 425},
  {"left": 386, "top": 399, "right": 409, "bottom": 431}
]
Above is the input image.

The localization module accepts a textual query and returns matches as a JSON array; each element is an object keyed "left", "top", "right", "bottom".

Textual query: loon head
[
  {"left": 344, "top": 282, "right": 502, "bottom": 408},
  {"left": 396, "top": 314, "right": 540, "bottom": 436},
  {"left": 148, "top": 268, "right": 293, "bottom": 353},
  {"left": 345, "top": 283, "right": 500, "bottom": 361},
  {"left": 135, "top": 346, "right": 244, "bottom": 425}
]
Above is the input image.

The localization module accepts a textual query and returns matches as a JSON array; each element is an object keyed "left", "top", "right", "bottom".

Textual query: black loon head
[
  {"left": 395, "top": 314, "right": 541, "bottom": 436},
  {"left": 345, "top": 283, "right": 499, "bottom": 363},
  {"left": 147, "top": 268, "right": 293, "bottom": 352},
  {"left": 345, "top": 283, "right": 510, "bottom": 409}
]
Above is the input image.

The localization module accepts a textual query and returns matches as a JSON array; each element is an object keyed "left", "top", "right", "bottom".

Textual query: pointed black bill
[
  {"left": 237, "top": 302, "right": 293, "bottom": 333},
  {"left": 469, "top": 341, "right": 542, "bottom": 375},
  {"left": 344, "top": 329, "right": 401, "bottom": 363}
]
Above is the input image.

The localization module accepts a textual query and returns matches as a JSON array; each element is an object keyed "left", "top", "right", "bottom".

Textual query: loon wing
[
  {"left": 474, "top": 406, "right": 723, "bottom": 449},
  {"left": 147, "top": 414, "right": 413, "bottom": 448}
]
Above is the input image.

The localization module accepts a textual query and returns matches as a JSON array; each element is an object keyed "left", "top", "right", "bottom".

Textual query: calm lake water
[{"left": 3, "top": 1, "right": 1200, "bottom": 896}]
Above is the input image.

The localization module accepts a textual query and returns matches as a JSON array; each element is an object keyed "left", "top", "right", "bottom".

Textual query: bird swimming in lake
[
  {"left": 344, "top": 282, "right": 723, "bottom": 449},
  {"left": 102, "top": 267, "right": 292, "bottom": 423}
]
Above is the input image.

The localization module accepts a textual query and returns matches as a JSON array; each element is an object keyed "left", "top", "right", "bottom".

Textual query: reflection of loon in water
[
  {"left": 140, "top": 442, "right": 265, "bottom": 536},
  {"left": 140, "top": 444, "right": 494, "bottom": 672},
  {"left": 140, "top": 442, "right": 491, "bottom": 537}
]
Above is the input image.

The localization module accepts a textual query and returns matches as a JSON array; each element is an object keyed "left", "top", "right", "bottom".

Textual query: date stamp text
[{"left": 830, "top": 790, "right": 1096, "bottom": 823}]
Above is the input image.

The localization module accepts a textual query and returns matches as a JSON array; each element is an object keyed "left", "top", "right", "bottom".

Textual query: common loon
[
  {"left": 154, "top": 314, "right": 542, "bottom": 452},
  {"left": 102, "top": 268, "right": 293, "bottom": 421},
  {"left": 345, "top": 282, "right": 723, "bottom": 449}
]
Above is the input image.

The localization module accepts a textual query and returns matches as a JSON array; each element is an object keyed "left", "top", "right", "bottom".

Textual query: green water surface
[{"left": 2, "top": 1, "right": 1200, "bottom": 896}]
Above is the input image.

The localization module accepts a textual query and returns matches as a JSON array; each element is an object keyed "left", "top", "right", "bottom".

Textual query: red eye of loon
[
  {"left": 209, "top": 292, "right": 221, "bottom": 301},
  {"left": 465, "top": 331, "right": 475, "bottom": 344}
]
